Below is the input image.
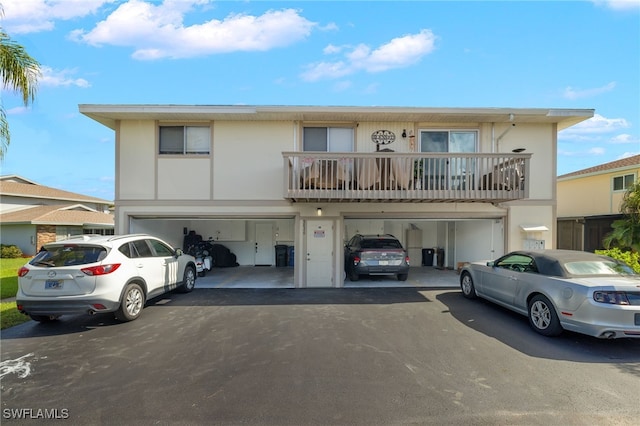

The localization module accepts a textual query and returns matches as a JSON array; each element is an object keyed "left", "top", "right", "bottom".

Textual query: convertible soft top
[{"left": 511, "top": 249, "right": 614, "bottom": 277}]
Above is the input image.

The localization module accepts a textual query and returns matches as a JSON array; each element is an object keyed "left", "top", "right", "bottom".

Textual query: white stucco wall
[
  {"left": 118, "top": 120, "right": 156, "bottom": 200},
  {"left": 213, "top": 121, "right": 293, "bottom": 200}
]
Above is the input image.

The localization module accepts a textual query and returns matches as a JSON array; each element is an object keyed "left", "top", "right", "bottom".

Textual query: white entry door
[
  {"left": 305, "top": 220, "right": 333, "bottom": 287},
  {"left": 255, "top": 223, "right": 273, "bottom": 266}
]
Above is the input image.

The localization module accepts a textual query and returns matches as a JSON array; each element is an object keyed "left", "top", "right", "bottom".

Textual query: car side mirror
[
  {"left": 175, "top": 248, "right": 184, "bottom": 257},
  {"left": 486, "top": 261, "right": 495, "bottom": 267}
]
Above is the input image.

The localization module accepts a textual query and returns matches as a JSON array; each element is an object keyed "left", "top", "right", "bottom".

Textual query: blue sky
[{"left": 1, "top": 0, "right": 639, "bottom": 201}]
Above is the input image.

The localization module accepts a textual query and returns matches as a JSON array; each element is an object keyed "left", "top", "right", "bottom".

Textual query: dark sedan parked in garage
[
  {"left": 460, "top": 250, "right": 640, "bottom": 339},
  {"left": 345, "top": 234, "right": 410, "bottom": 281}
]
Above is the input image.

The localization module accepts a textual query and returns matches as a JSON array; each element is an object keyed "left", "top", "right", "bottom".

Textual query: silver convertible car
[{"left": 459, "top": 250, "right": 640, "bottom": 339}]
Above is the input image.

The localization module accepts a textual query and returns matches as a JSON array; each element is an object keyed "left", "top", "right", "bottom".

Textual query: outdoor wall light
[
  {"left": 512, "top": 148, "right": 526, "bottom": 153},
  {"left": 402, "top": 129, "right": 407, "bottom": 138},
  {"left": 317, "top": 207, "right": 323, "bottom": 216}
]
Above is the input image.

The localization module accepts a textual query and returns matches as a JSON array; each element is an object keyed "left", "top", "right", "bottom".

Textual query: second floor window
[
  {"left": 613, "top": 174, "right": 635, "bottom": 191},
  {"left": 159, "top": 126, "right": 210, "bottom": 155},
  {"left": 303, "top": 127, "right": 354, "bottom": 152}
]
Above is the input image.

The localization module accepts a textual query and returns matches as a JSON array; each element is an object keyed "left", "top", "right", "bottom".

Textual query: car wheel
[
  {"left": 29, "top": 314, "right": 59, "bottom": 322},
  {"left": 348, "top": 268, "right": 360, "bottom": 281},
  {"left": 115, "top": 283, "right": 145, "bottom": 322},
  {"left": 178, "top": 266, "right": 196, "bottom": 293},
  {"left": 528, "top": 295, "right": 562, "bottom": 336},
  {"left": 460, "top": 272, "right": 477, "bottom": 299},
  {"left": 397, "top": 273, "right": 408, "bottom": 281}
]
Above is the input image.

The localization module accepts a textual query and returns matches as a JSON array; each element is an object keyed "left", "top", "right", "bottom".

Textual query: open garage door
[
  {"left": 129, "top": 217, "right": 295, "bottom": 288},
  {"left": 343, "top": 217, "right": 504, "bottom": 273}
]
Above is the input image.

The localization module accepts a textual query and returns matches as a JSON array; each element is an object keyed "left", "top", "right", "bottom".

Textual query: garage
[{"left": 127, "top": 216, "right": 503, "bottom": 288}]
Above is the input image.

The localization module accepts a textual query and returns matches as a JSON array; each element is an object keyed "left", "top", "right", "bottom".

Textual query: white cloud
[
  {"left": 40, "top": 66, "right": 91, "bottom": 88},
  {"left": 5, "top": 106, "right": 30, "bottom": 115},
  {"left": 562, "top": 81, "right": 616, "bottom": 100},
  {"left": 558, "top": 147, "right": 606, "bottom": 157},
  {"left": 559, "top": 113, "right": 630, "bottom": 140},
  {"left": 592, "top": 0, "right": 640, "bottom": 11},
  {"left": 323, "top": 44, "right": 342, "bottom": 55},
  {"left": 301, "top": 29, "right": 437, "bottom": 81},
  {"left": 610, "top": 133, "right": 640, "bottom": 144},
  {"left": 69, "top": 2, "right": 316, "bottom": 60},
  {"left": 1, "top": 0, "right": 116, "bottom": 34}
]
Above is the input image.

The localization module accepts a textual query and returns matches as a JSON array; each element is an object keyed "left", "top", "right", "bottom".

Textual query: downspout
[
  {"left": 491, "top": 123, "right": 495, "bottom": 152},
  {"left": 495, "top": 113, "right": 515, "bottom": 152}
]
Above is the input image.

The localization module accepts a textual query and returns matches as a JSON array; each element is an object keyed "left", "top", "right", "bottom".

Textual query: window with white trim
[
  {"left": 419, "top": 130, "right": 477, "bottom": 153},
  {"left": 613, "top": 174, "right": 635, "bottom": 191},
  {"left": 159, "top": 126, "right": 210, "bottom": 155},
  {"left": 303, "top": 127, "right": 354, "bottom": 152}
]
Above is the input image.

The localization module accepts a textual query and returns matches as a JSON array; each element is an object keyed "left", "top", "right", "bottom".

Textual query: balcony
[{"left": 283, "top": 152, "right": 530, "bottom": 203}]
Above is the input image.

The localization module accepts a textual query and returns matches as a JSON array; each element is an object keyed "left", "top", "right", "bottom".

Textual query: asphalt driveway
[{"left": 1, "top": 287, "right": 639, "bottom": 425}]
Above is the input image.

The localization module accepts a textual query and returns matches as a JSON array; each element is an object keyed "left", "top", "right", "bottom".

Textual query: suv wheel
[
  {"left": 116, "top": 283, "right": 145, "bottom": 322},
  {"left": 178, "top": 266, "right": 196, "bottom": 293}
]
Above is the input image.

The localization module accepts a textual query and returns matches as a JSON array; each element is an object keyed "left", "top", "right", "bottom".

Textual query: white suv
[{"left": 16, "top": 234, "right": 197, "bottom": 322}]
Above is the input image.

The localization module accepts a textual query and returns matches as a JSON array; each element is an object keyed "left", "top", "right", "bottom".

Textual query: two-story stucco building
[
  {"left": 557, "top": 154, "right": 640, "bottom": 252},
  {"left": 79, "top": 104, "right": 593, "bottom": 288}
]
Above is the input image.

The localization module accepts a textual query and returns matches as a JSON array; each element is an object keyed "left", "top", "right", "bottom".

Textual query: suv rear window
[
  {"left": 30, "top": 245, "right": 107, "bottom": 267},
  {"left": 361, "top": 239, "right": 402, "bottom": 249}
]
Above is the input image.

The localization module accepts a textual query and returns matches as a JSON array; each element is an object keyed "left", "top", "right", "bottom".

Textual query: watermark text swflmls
[{"left": 3, "top": 408, "right": 69, "bottom": 420}]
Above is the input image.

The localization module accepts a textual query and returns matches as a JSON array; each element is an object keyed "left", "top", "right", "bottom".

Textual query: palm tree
[
  {"left": 0, "top": 4, "right": 41, "bottom": 159},
  {"left": 603, "top": 180, "right": 640, "bottom": 252}
]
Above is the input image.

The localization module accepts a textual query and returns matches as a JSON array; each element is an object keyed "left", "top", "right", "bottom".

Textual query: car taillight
[
  {"left": 593, "top": 291, "right": 630, "bottom": 305},
  {"left": 18, "top": 267, "right": 30, "bottom": 277},
  {"left": 353, "top": 256, "right": 361, "bottom": 266},
  {"left": 405, "top": 256, "right": 410, "bottom": 266},
  {"left": 81, "top": 264, "right": 121, "bottom": 276}
]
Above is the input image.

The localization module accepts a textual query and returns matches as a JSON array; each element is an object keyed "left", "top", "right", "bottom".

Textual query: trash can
[
  {"left": 435, "top": 248, "right": 445, "bottom": 269},
  {"left": 287, "top": 246, "right": 295, "bottom": 267},
  {"left": 422, "top": 248, "right": 435, "bottom": 266},
  {"left": 275, "top": 244, "right": 287, "bottom": 267}
]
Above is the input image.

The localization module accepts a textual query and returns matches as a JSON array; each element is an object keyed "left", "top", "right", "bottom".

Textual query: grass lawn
[{"left": 0, "top": 257, "right": 31, "bottom": 329}]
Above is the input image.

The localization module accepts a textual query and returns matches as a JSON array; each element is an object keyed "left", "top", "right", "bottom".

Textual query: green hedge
[
  {"left": 0, "top": 245, "right": 23, "bottom": 259},
  {"left": 595, "top": 248, "right": 640, "bottom": 274}
]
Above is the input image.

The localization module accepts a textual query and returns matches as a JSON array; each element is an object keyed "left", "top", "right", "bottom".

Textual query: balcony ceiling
[{"left": 80, "top": 104, "right": 594, "bottom": 131}]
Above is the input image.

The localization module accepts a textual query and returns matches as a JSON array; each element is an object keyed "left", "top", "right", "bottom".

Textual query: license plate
[
  {"left": 45, "top": 280, "right": 63, "bottom": 289},
  {"left": 379, "top": 260, "right": 388, "bottom": 266}
]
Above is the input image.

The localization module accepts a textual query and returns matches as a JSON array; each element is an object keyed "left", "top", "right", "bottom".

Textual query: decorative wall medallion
[{"left": 371, "top": 130, "right": 396, "bottom": 146}]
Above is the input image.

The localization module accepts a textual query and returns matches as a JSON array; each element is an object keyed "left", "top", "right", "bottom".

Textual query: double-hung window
[
  {"left": 159, "top": 126, "right": 210, "bottom": 155},
  {"left": 301, "top": 127, "right": 354, "bottom": 189},
  {"left": 613, "top": 174, "right": 635, "bottom": 191},
  {"left": 303, "top": 127, "right": 354, "bottom": 152}
]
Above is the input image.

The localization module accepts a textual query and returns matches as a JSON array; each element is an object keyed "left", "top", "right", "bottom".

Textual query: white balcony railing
[{"left": 283, "top": 152, "right": 530, "bottom": 202}]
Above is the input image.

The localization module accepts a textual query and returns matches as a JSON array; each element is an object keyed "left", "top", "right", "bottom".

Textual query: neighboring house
[
  {"left": 79, "top": 104, "right": 593, "bottom": 288},
  {"left": 0, "top": 175, "right": 114, "bottom": 256},
  {"left": 557, "top": 155, "right": 640, "bottom": 252}
]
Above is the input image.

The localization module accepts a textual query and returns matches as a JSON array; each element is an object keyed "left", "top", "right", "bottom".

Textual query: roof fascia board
[{"left": 558, "top": 164, "right": 640, "bottom": 181}]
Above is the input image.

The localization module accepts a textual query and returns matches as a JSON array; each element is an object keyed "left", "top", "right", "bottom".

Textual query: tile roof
[
  {"left": 558, "top": 154, "right": 640, "bottom": 179},
  {"left": 0, "top": 204, "right": 114, "bottom": 226},
  {"left": 0, "top": 176, "right": 112, "bottom": 205}
]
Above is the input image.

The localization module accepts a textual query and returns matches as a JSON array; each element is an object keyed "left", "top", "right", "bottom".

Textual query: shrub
[
  {"left": 595, "top": 248, "right": 640, "bottom": 274},
  {"left": 0, "top": 244, "right": 23, "bottom": 259}
]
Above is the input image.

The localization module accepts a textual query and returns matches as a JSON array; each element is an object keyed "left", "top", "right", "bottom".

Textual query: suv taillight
[
  {"left": 405, "top": 256, "right": 410, "bottom": 266},
  {"left": 81, "top": 264, "right": 121, "bottom": 276},
  {"left": 353, "top": 256, "right": 361, "bottom": 266},
  {"left": 18, "top": 267, "right": 29, "bottom": 277}
]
